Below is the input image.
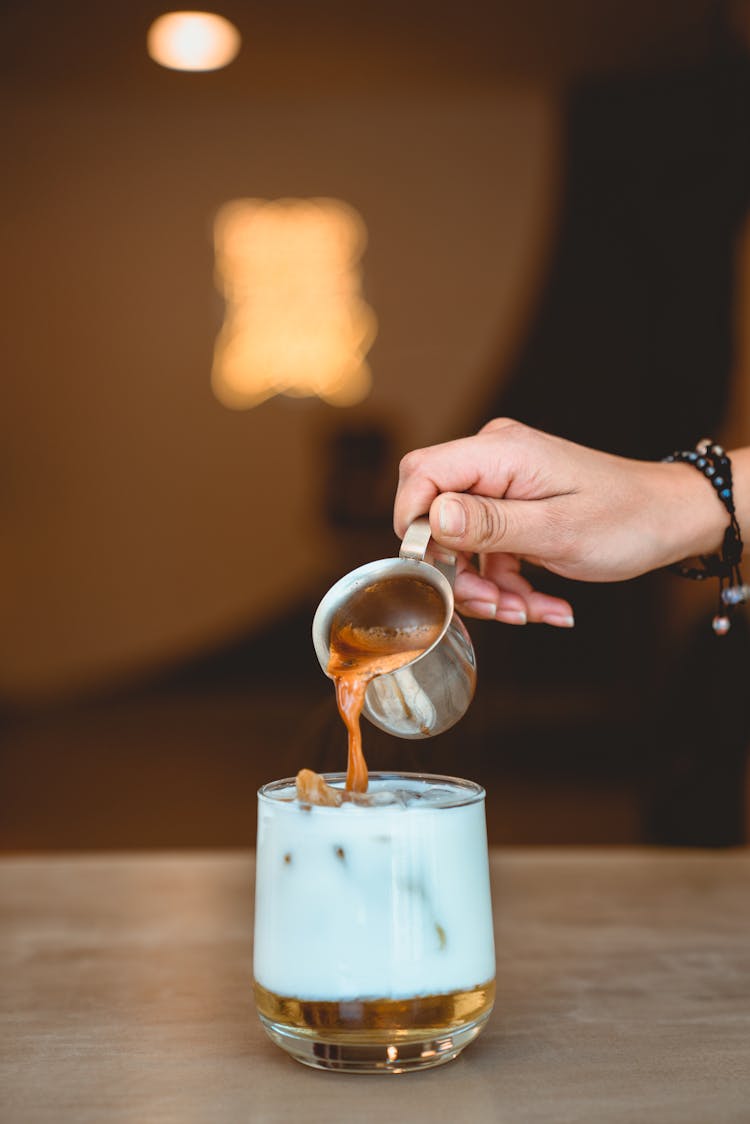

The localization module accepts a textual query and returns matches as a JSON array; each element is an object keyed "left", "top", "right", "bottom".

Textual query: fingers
[
  {"left": 395, "top": 421, "right": 577, "bottom": 624},
  {"left": 479, "top": 553, "right": 575, "bottom": 626},
  {"left": 453, "top": 565, "right": 529, "bottom": 625},
  {"left": 394, "top": 425, "right": 527, "bottom": 538},
  {"left": 453, "top": 556, "right": 575, "bottom": 628}
]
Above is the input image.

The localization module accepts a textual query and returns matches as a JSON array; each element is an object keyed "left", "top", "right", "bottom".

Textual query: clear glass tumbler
[{"left": 253, "top": 772, "right": 495, "bottom": 1074}]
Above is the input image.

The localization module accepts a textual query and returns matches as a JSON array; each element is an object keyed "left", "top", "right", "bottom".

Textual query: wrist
[
  {"left": 652, "top": 460, "right": 728, "bottom": 566},
  {"left": 655, "top": 442, "right": 748, "bottom": 635}
]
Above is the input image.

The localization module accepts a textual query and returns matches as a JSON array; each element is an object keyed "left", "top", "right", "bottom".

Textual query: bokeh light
[
  {"left": 212, "top": 198, "right": 377, "bottom": 410},
  {"left": 147, "top": 11, "right": 241, "bottom": 72}
]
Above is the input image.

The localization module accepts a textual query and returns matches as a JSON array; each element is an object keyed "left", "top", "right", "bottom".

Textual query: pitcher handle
[{"left": 399, "top": 516, "right": 457, "bottom": 589}]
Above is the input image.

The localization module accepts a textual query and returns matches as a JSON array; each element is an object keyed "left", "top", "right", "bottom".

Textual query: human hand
[{"left": 394, "top": 419, "right": 727, "bottom": 627}]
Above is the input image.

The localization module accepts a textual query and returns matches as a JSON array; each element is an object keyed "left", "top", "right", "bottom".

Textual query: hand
[{"left": 394, "top": 419, "right": 727, "bottom": 627}]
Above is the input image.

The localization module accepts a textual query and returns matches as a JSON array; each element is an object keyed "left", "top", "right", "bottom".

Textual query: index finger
[{"left": 394, "top": 431, "right": 516, "bottom": 538}]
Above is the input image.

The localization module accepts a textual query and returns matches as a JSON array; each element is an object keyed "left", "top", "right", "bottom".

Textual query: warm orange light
[
  {"left": 147, "top": 11, "right": 241, "bottom": 72},
  {"left": 212, "top": 198, "right": 377, "bottom": 410}
]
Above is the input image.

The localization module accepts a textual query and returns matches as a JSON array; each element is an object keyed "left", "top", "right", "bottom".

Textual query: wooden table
[{"left": 2, "top": 849, "right": 749, "bottom": 1123}]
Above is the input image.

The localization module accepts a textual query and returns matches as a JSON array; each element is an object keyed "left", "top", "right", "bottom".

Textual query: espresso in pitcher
[{"left": 298, "top": 576, "right": 444, "bottom": 800}]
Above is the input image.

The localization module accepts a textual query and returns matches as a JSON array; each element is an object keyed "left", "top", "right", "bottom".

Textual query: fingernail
[
  {"left": 542, "top": 614, "right": 575, "bottom": 628},
  {"left": 438, "top": 497, "right": 466, "bottom": 537},
  {"left": 497, "top": 609, "right": 527, "bottom": 625},
  {"left": 460, "top": 599, "right": 497, "bottom": 619}
]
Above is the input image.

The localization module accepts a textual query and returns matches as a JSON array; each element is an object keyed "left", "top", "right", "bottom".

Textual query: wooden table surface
[{"left": 2, "top": 849, "right": 749, "bottom": 1123}]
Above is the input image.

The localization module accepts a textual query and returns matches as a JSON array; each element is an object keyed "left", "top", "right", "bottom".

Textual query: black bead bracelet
[{"left": 663, "top": 439, "right": 747, "bottom": 635}]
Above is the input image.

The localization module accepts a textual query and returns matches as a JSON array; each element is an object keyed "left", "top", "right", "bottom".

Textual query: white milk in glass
[{"left": 253, "top": 773, "right": 495, "bottom": 1073}]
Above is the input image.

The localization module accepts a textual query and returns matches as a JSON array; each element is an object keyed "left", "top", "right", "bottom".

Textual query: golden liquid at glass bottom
[{"left": 254, "top": 979, "right": 495, "bottom": 1041}]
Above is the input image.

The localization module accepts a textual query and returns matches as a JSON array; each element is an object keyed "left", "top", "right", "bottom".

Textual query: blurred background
[{"left": 2, "top": 0, "right": 750, "bottom": 850}]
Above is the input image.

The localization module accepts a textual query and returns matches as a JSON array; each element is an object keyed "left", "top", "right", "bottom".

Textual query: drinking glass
[{"left": 253, "top": 772, "right": 495, "bottom": 1074}]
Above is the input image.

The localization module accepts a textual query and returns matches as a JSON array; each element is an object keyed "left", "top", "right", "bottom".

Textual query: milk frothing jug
[{"left": 312, "top": 518, "right": 477, "bottom": 738}]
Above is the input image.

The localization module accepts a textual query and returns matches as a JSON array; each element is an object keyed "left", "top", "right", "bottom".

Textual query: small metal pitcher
[{"left": 312, "top": 518, "right": 477, "bottom": 739}]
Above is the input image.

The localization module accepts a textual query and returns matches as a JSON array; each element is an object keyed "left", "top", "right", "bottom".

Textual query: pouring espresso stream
[{"left": 326, "top": 576, "right": 445, "bottom": 792}]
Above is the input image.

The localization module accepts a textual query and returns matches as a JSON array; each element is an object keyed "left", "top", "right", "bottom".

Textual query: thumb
[{"left": 429, "top": 492, "right": 549, "bottom": 556}]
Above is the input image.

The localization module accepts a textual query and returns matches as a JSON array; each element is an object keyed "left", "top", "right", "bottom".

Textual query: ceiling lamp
[{"left": 147, "top": 11, "right": 241, "bottom": 72}]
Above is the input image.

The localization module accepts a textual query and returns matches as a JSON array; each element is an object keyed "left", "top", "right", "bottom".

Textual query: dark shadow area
[{"left": 477, "top": 25, "right": 750, "bottom": 846}]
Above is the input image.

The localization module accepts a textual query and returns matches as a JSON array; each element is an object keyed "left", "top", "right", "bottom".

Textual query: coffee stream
[
  {"left": 296, "top": 577, "right": 444, "bottom": 804},
  {"left": 328, "top": 630, "right": 426, "bottom": 792}
]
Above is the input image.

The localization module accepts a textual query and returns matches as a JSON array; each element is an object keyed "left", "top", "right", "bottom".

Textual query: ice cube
[{"left": 345, "top": 788, "right": 402, "bottom": 808}]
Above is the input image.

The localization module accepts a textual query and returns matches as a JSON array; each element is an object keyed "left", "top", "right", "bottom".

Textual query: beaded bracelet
[{"left": 663, "top": 439, "right": 748, "bottom": 635}]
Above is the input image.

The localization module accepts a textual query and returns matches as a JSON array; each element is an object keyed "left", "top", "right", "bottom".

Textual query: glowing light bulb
[{"left": 147, "top": 11, "right": 241, "bottom": 72}]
